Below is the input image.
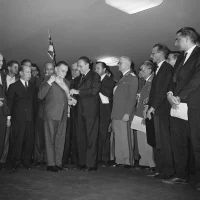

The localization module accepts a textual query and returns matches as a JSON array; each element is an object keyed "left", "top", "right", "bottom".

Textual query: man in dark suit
[
  {"left": 95, "top": 62, "right": 115, "bottom": 166},
  {"left": 163, "top": 27, "right": 200, "bottom": 190},
  {"left": 146, "top": 44, "right": 174, "bottom": 179},
  {"left": 38, "top": 61, "right": 76, "bottom": 172},
  {"left": 62, "top": 62, "right": 80, "bottom": 166},
  {"left": 0, "top": 54, "right": 10, "bottom": 171},
  {"left": 0, "top": 60, "right": 19, "bottom": 169},
  {"left": 70, "top": 56, "right": 101, "bottom": 171},
  {"left": 7, "top": 64, "right": 37, "bottom": 171}
]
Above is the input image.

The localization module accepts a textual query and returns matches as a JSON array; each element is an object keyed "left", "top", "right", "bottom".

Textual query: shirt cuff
[
  {"left": 7, "top": 116, "right": 11, "bottom": 120},
  {"left": 47, "top": 81, "right": 52, "bottom": 86},
  {"left": 167, "top": 91, "right": 173, "bottom": 96}
]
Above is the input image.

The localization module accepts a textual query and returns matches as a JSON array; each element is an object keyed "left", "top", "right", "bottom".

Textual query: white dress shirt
[
  {"left": 123, "top": 70, "right": 130, "bottom": 76},
  {"left": 155, "top": 60, "right": 165, "bottom": 75},
  {"left": 6, "top": 75, "right": 16, "bottom": 89},
  {"left": 0, "top": 74, "right": 2, "bottom": 85},
  {"left": 101, "top": 73, "right": 106, "bottom": 81},
  {"left": 20, "top": 79, "right": 28, "bottom": 87},
  {"left": 183, "top": 45, "right": 197, "bottom": 64}
]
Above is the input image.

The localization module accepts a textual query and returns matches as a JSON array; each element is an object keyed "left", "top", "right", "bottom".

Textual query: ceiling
[{"left": 1, "top": 0, "right": 200, "bottom": 69}]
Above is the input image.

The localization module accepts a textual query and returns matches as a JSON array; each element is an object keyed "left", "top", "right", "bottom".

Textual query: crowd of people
[{"left": 0, "top": 26, "right": 200, "bottom": 191}]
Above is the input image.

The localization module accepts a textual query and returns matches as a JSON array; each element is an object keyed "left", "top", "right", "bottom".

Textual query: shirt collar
[
  {"left": 145, "top": 74, "right": 152, "bottom": 81},
  {"left": 185, "top": 45, "right": 196, "bottom": 55},
  {"left": 84, "top": 69, "right": 90, "bottom": 76},
  {"left": 101, "top": 74, "right": 106, "bottom": 81},
  {"left": 157, "top": 60, "right": 165, "bottom": 68},
  {"left": 123, "top": 69, "right": 130, "bottom": 76},
  {"left": 20, "top": 79, "right": 28, "bottom": 86},
  {"left": 7, "top": 74, "right": 15, "bottom": 79}
]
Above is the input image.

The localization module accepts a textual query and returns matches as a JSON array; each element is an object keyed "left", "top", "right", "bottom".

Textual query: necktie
[
  {"left": 80, "top": 74, "right": 85, "bottom": 83},
  {"left": 25, "top": 81, "right": 28, "bottom": 88}
]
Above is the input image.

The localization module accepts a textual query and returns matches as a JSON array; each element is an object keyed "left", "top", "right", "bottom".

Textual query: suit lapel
[
  {"left": 183, "top": 46, "right": 199, "bottom": 66},
  {"left": 78, "top": 70, "right": 92, "bottom": 88},
  {"left": 118, "top": 71, "right": 131, "bottom": 84}
]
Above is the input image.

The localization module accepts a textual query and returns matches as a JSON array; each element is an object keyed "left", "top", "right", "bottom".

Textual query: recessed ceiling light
[
  {"left": 105, "top": 0, "right": 163, "bottom": 14},
  {"left": 97, "top": 56, "right": 119, "bottom": 66}
]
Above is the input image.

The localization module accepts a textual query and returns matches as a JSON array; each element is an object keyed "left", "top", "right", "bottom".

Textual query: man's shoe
[
  {"left": 12, "top": 167, "right": 19, "bottom": 172},
  {"left": 47, "top": 166, "right": 60, "bottom": 172},
  {"left": 0, "top": 163, "right": 5, "bottom": 170},
  {"left": 147, "top": 172, "right": 160, "bottom": 177},
  {"left": 84, "top": 167, "right": 97, "bottom": 172},
  {"left": 162, "top": 177, "right": 188, "bottom": 185},
  {"left": 78, "top": 165, "right": 87, "bottom": 171},
  {"left": 24, "top": 165, "right": 31, "bottom": 170},
  {"left": 34, "top": 161, "right": 41, "bottom": 167},
  {"left": 102, "top": 162, "right": 110, "bottom": 167},
  {"left": 157, "top": 174, "right": 173, "bottom": 180},
  {"left": 196, "top": 182, "right": 200, "bottom": 191},
  {"left": 56, "top": 165, "right": 69, "bottom": 170}
]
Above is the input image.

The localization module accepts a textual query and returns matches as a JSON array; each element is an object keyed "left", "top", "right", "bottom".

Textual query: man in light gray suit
[{"left": 38, "top": 61, "right": 76, "bottom": 172}]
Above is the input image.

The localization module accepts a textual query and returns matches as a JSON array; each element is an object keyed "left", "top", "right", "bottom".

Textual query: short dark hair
[
  {"left": 7, "top": 60, "right": 19, "bottom": 68},
  {"left": 31, "top": 63, "right": 40, "bottom": 77},
  {"left": 56, "top": 61, "right": 69, "bottom": 68},
  {"left": 176, "top": 27, "right": 198, "bottom": 43},
  {"left": 153, "top": 43, "right": 170, "bottom": 59},
  {"left": 96, "top": 61, "right": 107, "bottom": 69},
  {"left": 196, "top": 33, "right": 200, "bottom": 45},
  {"left": 168, "top": 51, "right": 181, "bottom": 60},
  {"left": 21, "top": 59, "right": 31, "bottom": 66},
  {"left": 78, "top": 56, "right": 93, "bottom": 69},
  {"left": 106, "top": 67, "right": 113, "bottom": 78},
  {"left": 44, "top": 62, "right": 55, "bottom": 68}
]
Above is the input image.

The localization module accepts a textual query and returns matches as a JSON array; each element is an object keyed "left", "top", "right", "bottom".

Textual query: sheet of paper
[
  {"left": 170, "top": 103, "right": 188, "bottom": 121},
  {"left": 99, "top": 92, "right": 109, "bottom": 104},
  {"left": 131, "top": 115, "right": 146, "bottom": 133}
]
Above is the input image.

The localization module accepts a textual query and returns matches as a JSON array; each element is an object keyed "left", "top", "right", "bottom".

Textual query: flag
[{"left": 47, "top": 30, "right": 56, "bottom": 63}]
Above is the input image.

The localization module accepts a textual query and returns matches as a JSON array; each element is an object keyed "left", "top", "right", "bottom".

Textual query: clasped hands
[{"left": 167, "top": 93, "right": 180, "bottom": 110}]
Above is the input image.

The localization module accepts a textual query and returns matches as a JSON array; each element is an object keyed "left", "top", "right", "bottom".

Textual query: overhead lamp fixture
[
  {"left": 97, "top": 56, "right": 119, "bottom": 66},
  {"left": 105, "top": 0, "right": 163, "bottom": 14}
]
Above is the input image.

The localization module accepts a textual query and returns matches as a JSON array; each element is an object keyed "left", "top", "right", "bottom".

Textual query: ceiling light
[
  {"left": 97, "top": 56, "right": 119, "bottom": 66},
  {"left": 105, "top": 0, "right": 163, "bottom": 14}
]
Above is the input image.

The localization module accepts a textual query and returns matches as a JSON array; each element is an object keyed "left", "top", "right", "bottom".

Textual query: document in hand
[
  {"left": 170, "top": 103, "right": 188, "bottom": 121},
  {"left": 131, "top": 115, "right": 146, "bottom": 133},
  {"left": 99, "top": 92, "right": 109, "bottom": 104}
]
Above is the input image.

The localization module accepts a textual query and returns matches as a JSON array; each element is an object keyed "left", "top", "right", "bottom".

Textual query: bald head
[
  {"left": 44, "top": 62, "right": 55, "bottom": 76},
  {"left": 71, "top": 62, "right": 80, "bottom": 78}
]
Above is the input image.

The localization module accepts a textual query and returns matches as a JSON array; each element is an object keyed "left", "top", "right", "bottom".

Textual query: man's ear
[
  {"left": 19, "top": 71, "right": 23, "bottom": 77},
  {"left": 55, "top": 66, "right": 58, "bottom": 73}
]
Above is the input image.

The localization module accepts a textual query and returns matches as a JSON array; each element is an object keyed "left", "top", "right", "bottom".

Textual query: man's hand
[
  {"left": 0, "top": 98, "right": 4, "bottom": 107},
  {"left": 122, "top": 114, "right": 130, "bottom": 122},
  {"left": 68, "top": 97, "right": 77, "bottom": 106},
  {"left": 70, "top": 89, "right": 80, "bottom": 95},
  {"left": 146, "top": 107, "right": 155, "bottom": 120},
  {"left": 7, "top": 119, "right": 11, "bottom": 127},
  {"left": 47, "top": 75, "right": 56, "bottom": 85},
  {"left": 143, "top": 105, "right": 149, "bottom": 119}
]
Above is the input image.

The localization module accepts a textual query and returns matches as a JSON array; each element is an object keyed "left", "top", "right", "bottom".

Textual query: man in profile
[{"left": 167, "top": 51, "right": 181, "bottom": 68}]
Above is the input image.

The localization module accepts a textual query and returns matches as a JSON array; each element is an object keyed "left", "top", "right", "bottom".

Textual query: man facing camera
[
  {"left": 95, "top": 62, "right": 115, "bottom": 166},
  {"left": 38, "top": 61, "right": 76, "bottom": 172},
  {"left": 7, "top": 64, "right": 37, "bottom": 171},
  {"left": 111, "top": 56, "right": 138, "bottom": 167}
]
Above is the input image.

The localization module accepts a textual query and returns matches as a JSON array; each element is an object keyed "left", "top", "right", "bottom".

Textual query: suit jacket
[
  {"left": 169, "top": 46, "right": 200, "bottom": 109},
  {"left": 99, "top": 75, "right": 115, "bottom": 114},
  {"left": 76, "top": 70, "right": 101, "bottom": 117},
  {"left": 38, "top": 76, "right": 70, "bottom": 121},
  {"left": 0, "top": 72, "right": 9, "bottom": 116},
  {"left": 111, "top": 71, "right": 138, "bottom": 120},
  {"left": 135, "top": 74, "right": 154, "bottom": 118},
  {"left": 7, "top": 80, "right": 37, "bottom": 122},
  {"left": 148, "top": 61, "right": 172, "bottom": 116}
]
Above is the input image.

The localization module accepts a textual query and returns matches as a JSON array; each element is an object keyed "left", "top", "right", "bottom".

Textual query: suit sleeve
[
  {"left": 79, "top": 74, "right": 101, "bottom": 97},
  {"left": 125, "top": 75, "right": 138, "bottom": 115},
  {"left": 38, "top": 81, "right": 52, "bottom": 100},
  {"left": 100, "top": 79, "right": 115, "bottom": 98},
  {"left": 7, "top": 84, "right": 15, "bottom": 114},
  {"left": 178, "top": 58, "right": 200, "bottom": 100},
  {"left": 151, "top": 66, "right": 172, "bottom": 109}
]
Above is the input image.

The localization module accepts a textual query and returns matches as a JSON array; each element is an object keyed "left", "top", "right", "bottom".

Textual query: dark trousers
[
  {"left": 0, "top": 112, "right": 7, "bottom": 158},
  {"left": 11, "top": 121, "right": 34, "bottom": 168},
  {"left": 77, "top": 114, "right": 99, "bottom": 168},
  {"left": 154, "top": 115, "right": 174, "bottom": 175},
  {"left": 98, "top": 106, "right": 111, "bottom": 163},
  {"left": 170, "top": 109, "right": 199, "bottom": 181},
  {"left": 34, "top": 117, "right": 46, "bottom": 163}
]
